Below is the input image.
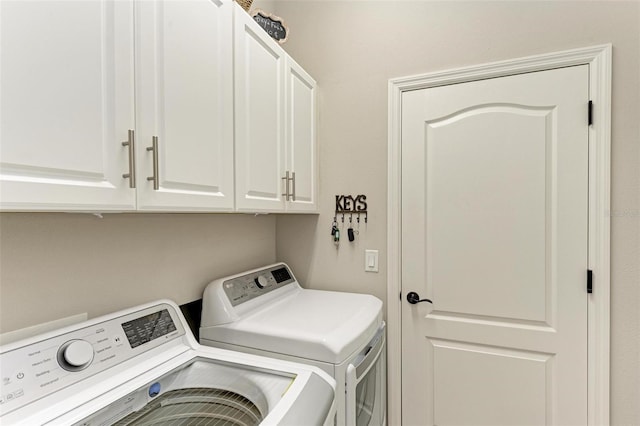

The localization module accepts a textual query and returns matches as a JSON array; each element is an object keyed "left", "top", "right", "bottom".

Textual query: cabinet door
[
  {"left": 234, "top": 4, "right": 286, "bottom": 212},
  {"left": 135, "top": 0, "right": 234, "bottom": 211},
  {"left": 285, "top": 57, "right": 318, "bottom": 212},
  {"left": 0, "top": 0, "right": 135, "bottom": 211}
]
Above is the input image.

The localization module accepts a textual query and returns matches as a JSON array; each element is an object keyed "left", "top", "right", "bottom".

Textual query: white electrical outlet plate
[{"left": 365, "top": 249, "right": 379, "bottom": 272}]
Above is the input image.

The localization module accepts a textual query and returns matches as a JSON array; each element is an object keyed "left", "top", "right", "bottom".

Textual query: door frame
[{"left": 387, "top": 44, "right": 611, "bottom": 426}]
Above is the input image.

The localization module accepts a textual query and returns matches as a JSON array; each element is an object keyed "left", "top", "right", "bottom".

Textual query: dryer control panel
[
  {"left": 0, "top": 303, "right": 186, "bottom": 416},
  {"left": 223, "top": 265, "right": 296, "bottom": 306}
]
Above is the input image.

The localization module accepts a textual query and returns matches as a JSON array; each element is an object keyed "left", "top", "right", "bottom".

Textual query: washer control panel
[
  {"left": 223, "top": 265, "right": 296, "bottom": 306},
  {"left": 0, "top": 303, "right": 185, "bottom": 416}
]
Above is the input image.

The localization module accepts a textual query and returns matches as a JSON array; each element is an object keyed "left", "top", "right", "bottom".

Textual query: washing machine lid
[
  {"left": 76, "top": 357, "right": 302, "bottom": 426},
  {"left": 201, "top": 286, "right": 383, "bottom": 364},
  {"left": 113, "top": 387, "right": 264, "bottom": 425},
  {"left": 78, "top": 357, "right": 286, "bottom": 426},
  {"left": 0, "top": 300, "right": 336, "bottom": 426}
]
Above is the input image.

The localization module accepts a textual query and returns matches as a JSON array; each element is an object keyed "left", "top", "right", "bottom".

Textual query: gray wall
[
  {"left": 271, "top": 1, "right": 640, "bottom": 424},
  {"left": 0, "top": 213, "right": 276, "bottom": 332}
]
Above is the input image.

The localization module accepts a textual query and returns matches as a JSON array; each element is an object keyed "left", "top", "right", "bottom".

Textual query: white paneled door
[{"left": 401, "top": 65, "right": 589, "bottom": 425}]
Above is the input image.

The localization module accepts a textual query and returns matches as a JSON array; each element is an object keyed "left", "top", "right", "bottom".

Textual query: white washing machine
[
  {"left": 0, "top": 300, "right": 336, "bottom": 425},
  {"left": 200, "top": 263, "right": 386, "bottom": 426}
]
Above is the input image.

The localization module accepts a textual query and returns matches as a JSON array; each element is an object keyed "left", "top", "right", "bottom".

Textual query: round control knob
[
  {"left": 58, "top": 340, "right": 94, "bottom": 371},
  {"left": 254, "top": 275, "right": 269, "bottom": 289}
]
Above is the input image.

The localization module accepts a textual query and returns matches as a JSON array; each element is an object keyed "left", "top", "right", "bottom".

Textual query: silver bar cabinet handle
[
  {"left": 290, "top": 171, "right": 296, "bottom": 202},
  {"left": 281, "top": 171, "right": 290, "bottom": 201},
  {"left": 147, "top": 136, "right": 159, "bottom": 190},
  {"left": 121, "top": 129, "right": 136, "bottom": 188}
]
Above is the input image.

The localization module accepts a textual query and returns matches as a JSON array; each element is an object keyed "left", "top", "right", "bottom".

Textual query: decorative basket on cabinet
[{"left": 236, "top": 0, "right": 253, "bottom": 11}]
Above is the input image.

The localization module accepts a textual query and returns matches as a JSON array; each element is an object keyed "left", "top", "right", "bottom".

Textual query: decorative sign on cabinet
[
  {"left": 251, "top": 9, "right": 289, "bottom": 44},
  {"left": 0, "top": 0, "right": 317, "bottom": 214}
]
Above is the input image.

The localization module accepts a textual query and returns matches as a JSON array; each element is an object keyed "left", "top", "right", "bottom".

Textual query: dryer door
[{"left": 346, "top": 324, "right": 387, "bottom": 426}]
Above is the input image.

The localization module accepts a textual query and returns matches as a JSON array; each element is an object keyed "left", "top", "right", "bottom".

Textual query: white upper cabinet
[
  {"left": 234, "top": 4, "right": 287, "bottom": 212},
  {"left": 0, "top": 1, "right": 316, "bottom": 213},
  {"left": 135, "top": 0, "right": 234, "bottom": 211},
  {"left": 234, "top": 4, "right": 318, "bottom": 213},
  {"left": 285, "top": 57, "right": 318, "bottom": 212},
  {"left": 0, "top": 0, "right": 136, "bottom": 211}
]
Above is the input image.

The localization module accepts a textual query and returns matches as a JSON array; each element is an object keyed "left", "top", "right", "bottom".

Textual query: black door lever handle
[{"left": 407, "top": 291, "right": 433, "bottom": 304}]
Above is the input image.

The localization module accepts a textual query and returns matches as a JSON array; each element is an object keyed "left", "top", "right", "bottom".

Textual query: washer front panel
[{"left": 0, "top": 303, "right": 185, "bottom": 416}]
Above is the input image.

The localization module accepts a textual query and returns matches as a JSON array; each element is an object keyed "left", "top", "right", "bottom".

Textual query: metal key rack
[{"left": 332, "top": 194, "right": 368, "bottom": 244}]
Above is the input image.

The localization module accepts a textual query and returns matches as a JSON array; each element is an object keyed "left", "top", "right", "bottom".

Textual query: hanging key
[{"left": 347, "top": 215, "right": 355, "bottom": 241}]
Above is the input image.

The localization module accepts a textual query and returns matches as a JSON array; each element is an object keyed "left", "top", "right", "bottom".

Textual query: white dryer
[
  {"left": 200, "top": 263, "right": 386, "bottom": 426},
  {"left": 0, "top": 300, "right": 336, "bottom": 425}
]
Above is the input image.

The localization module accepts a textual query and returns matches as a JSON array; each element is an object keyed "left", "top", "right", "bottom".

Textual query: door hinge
[
  {"left": 587, "top": 269, "right": 593, "bottom": 294},
  {"left": 399, "top": 291, "right": 402, "bottom": 301},
  {"left": 588, "top": 100, "right": 593, "bottom": 126}
]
